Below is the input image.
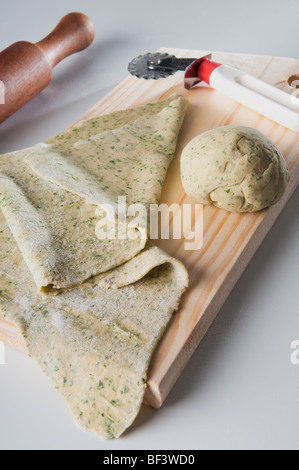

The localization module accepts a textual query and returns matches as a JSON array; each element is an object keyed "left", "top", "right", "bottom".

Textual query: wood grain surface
[{"left": 0, "top": 48, "right": 298, "bottom": 408}]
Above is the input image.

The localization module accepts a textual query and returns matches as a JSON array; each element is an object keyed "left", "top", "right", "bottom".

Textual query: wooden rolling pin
[{"left": 0, "top": 12, "right": 95, "bottom": 123}]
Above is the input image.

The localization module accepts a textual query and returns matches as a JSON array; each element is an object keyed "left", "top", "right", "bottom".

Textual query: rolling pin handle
[
  {"left": 35, "top": 12, "right": 95, "bottom": 69},
  {"left": 0, "top": 12, "right": 95, "bottom": 123}
]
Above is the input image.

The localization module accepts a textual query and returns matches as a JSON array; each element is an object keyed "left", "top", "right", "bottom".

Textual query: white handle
[{"left": 210, "top": 65, "right": 299, "bottom": 132}]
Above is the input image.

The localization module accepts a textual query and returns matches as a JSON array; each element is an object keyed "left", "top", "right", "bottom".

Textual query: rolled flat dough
[
  {"left": 0, "top": 96, "right": 189, "bottom": 439},
  {"left": 0, "top": 95, "right": 187, "bottom": 292}
]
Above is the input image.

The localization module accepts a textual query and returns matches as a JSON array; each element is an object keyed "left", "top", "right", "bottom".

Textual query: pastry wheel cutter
[{"left": 128, "top": 52, "right": 299, "bottom": 132}]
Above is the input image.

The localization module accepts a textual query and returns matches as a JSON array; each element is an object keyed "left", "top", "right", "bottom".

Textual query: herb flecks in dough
[
  {"left": 0, "top": 96, "right": 189, "bottom": 440},
  {"left": 181, "top": 125, "right": 289, "bottom": 213},
  {"left": 0, "top": 95, "right": 187, "bottom": 291}
]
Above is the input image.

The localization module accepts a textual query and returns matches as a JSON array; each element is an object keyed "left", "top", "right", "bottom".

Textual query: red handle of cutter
[
  {"left": 184, "top": 57, "right": 222, "bottom": 89},
  {"left": 184, "top": 56, "right": 299, "bottom": 132},
  {"left": 197, "top": 59, "right": 222, "bottom": 85}
]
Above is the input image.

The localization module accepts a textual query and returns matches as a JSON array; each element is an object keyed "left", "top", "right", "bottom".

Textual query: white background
[{"left": 0, "top": 0, "right": 298, "bottom": 450}]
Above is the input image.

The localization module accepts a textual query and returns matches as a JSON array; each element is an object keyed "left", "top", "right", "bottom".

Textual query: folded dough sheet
[{"left": 0, "top": 95, "right": 189, "bottom": 439}]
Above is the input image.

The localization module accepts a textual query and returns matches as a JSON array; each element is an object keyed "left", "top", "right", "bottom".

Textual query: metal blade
[{"left": 128, "top": 52, "right": 197, "bottom": 80}]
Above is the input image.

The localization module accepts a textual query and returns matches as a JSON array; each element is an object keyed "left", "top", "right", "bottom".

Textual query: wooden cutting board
[{"left": 0, "top": 48, "right": 298, "bottom": 409}]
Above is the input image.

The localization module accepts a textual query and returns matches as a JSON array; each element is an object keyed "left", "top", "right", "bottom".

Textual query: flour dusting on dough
[{"left": 0, "top": 96, "right": 189, "bottom": 439}]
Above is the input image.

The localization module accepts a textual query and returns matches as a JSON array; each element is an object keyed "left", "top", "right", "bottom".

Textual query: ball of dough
[{"left": 181, "top": 126, "right": 290, "bottom": 213}]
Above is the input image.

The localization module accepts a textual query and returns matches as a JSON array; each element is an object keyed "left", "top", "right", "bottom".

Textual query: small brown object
[{"left": 0, "top": 12, "right": 95, "bottom": 123}]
